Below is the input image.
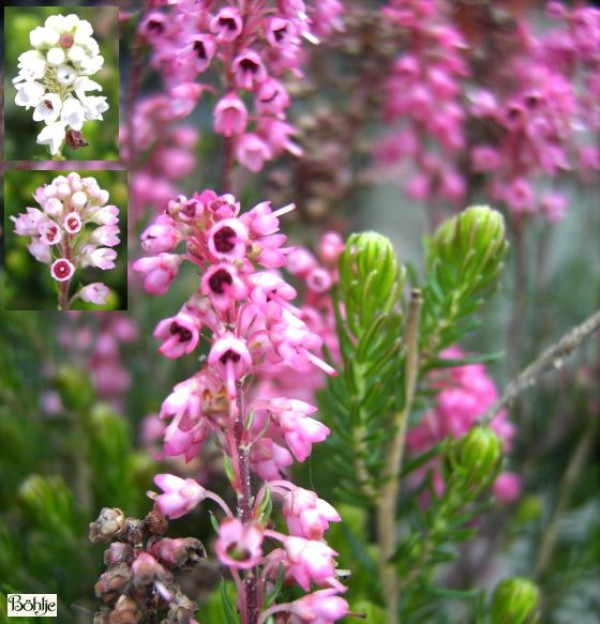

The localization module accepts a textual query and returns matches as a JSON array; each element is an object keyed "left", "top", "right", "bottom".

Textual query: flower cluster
[
  {"left": 406, "top": 346, "right": 520, "bottom": 503},
  {"left": 13, "top": 13, "right": 108, "bottom": 155},
  {"left": 11, "top": 172, "right": 119, "bottom": 309},
  {"left": 376, "top": 0, "right": 600, "bottom": 222},
  {"left": 375, "top": 0, "right": 468, "bottom": 207},
  {"left": 140, "top": 0, "right": 343, "bottom": 172},
  {"left": 134, "top": 191, "right": 348, "bottom": 622}
]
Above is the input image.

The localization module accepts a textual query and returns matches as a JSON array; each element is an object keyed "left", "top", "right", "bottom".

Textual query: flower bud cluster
[
  {"left": 407, "top": 346, "right": 520, "bottom": 502},
  {"left": 140, "top": 0, "right": 344, "bottom": 172},
  {"left": 135, "top": 190, "right": 348, "bottom": 621},
  {"left": 89, "top": 507, "right": 202, "bottom": 624},
  {"left": 13, "top": 13, "right": 108, "bottom": 155},
  {"left": 11, "top": 172, "right": 119, "bottom": 308}
]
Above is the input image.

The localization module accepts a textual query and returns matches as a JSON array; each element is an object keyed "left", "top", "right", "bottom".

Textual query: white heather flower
[
  {"left": 14, "top": 81, "right": 45, "bottom": 109},
  {"left": 82, "top": 96, "right": 109, "bottom": 121},
  {"left": 73, "top": 76, "right": 101, "bottom": 100},
  {"left": 44, "top": 197, "right": 64, "bottom": 218},
  {"left": 91, "top": 225, "right": 120, "bottom": 247},
  {"left": 46, "top": 47, "right": 66, "bottom": 66},
  {"left": 79, "top": 282, "right": 110, "bottom": 305},
  {"left": 14, "top": 13, "right": 109, "bottom": 155},
  {"left": 36, "top": 121, "right": 67, "bottom": 155},
  {"left": 33, "top": 93, "right": 62, "bottom": 123},
  {"left": 71, "top": 191, "right": 88, "bottom": 209},
  {"left": 56, "top": 64, "right": 77, "bottom": 86},
  {"left": 15, "top": 50, "right": 47, "bottom": 81},
  {"left": 60, "top": 97, "right": 85, "bottom": 130}
]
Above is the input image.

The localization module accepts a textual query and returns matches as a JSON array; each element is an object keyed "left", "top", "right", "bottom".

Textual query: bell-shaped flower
[
  {"left": 33, "top": 94, "right": 62, "bottom": 123},
  {"left": 79, "top": 282, "right": 110, "bottom": 305},
  {"left": 215, "top": 519, "right": 264, "bottom": 570},
  {"left": 15, "top": 81, "right": 45, "bottom": 109},
  {"left": 36, "top": 121, "right": 67, "bottom": 155},
  {"left": 60, "top": 97, "right": 86, "bottom": 131},
  {"left": 152, "top": 474, "right": 206, "bottom": 519},
  {"left": 154, "top": 313, "right": 201, "bottom": 360}
]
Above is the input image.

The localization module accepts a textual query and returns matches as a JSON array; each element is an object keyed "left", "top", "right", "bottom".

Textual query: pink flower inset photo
[{"left": 3, "top": 169, "right": 127, "bottom": 310}]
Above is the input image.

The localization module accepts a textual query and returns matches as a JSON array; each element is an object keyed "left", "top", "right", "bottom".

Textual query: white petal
[{"left": 37, "top": 122, "right": 67, "bottom": 155}]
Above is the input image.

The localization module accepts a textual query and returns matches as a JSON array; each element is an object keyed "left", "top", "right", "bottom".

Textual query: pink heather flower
[
  {"left": 63, "top": 211, "right": 82, "bottom": 234},
  {"left": 154, "top": 313, "right": 201, "bottom": 359},
  {"left": 236, "top": 133, "right": 273, "bottom": 172},
  {"left": 259, "top": 119, "right": 303, "bottom": 157},
  {"left": 70, "top": 191, "right": 88, "bottom": 210},
  {"left": 290, "top": 589, "right": 349, "bottom": 623},
  {"left": 215, "top": 518, "right": 264, "bottom": 570},
  {"left": 79, "top": 282, "right": 110, "bottom": 305},
  {"left": 250, "top": 438, "right": 294, "bottom": 481},
  {"left": 91, "top": 225, "right": 120, "bottom": 247},
  {"left": 540, "top": 192, "right": 568, "bottom": 222},
  {"left": 201, "top": 263, "right": 249, "bottom": 312},
  {"left": 283, "top": 487, "right": 341, "bottom": 540},
  {"left": 213, "top": 93, "right": 248, "bottom": 136},
  {"left": 51, "top": 258, "right": 75, "bottom": 282},
  {"left": 284, "top": 536, "right": 338, "bottom": 591},
  {"left": 83, "top": 246, "right": 117, "bottom": 270},
  {"left": 504, "top": 178, "right": 536, "bottom": 214},
  {"left": 264, "top": 17, "right": 297, "bottom": 48},
  {"left": 210, "top": 7, "right": 243, "bottom": 42},
  {"left": 207, "top": 219, "right": 249, "bottom": 260},
  {"left": 319, "top": 232, "right": 344, "bottom": 266},
  {"left": 208, "top": 332, "right": 253, "bottom": 396},
  {"left": 493, "top": 472, "right": 522, "bottom": 503},
  {"left": 141, "top": 216, "right": 182, "bottom": 253},
  {"left": 268, "top": 398, "right": 330, "bottom": 462},
  {"left": 38, "top": 220, "right": 62, "bottom": 245},
  {"left": 44, "top": 197, "right": 64, "bottom": 218},
  {"left": 152, "top": 474, "right": 206, "bottom": 519},
  {"left": 28, "top": 239, "right": 52, "bottom": 264},
  {"left": 232, "top": 50, "right": 267, "bottom": 91},
  {"left": 187, "top": 34, "right": 216, "bottom": 74},
  {"left": 132, "top": 254, "right": 183, "bottom": 295},
  {"left": 256, "top": 78, "right": 291, "bottom": 116},
  {"left": 11, "top": 207, "right": 46, "bottom": 236},
  {"left": 89, "top": 205, "right": 119, "bottom": 225}
]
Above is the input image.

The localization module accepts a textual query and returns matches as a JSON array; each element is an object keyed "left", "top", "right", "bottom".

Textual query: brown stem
[
  {"left": 234, "top": 385, "right": 258, "bottom": 624},
  {"left": 376, "top": 289, "right": 422, "bottom": 624}
]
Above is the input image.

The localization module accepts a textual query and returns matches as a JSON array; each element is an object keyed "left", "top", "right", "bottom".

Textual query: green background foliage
[
  {"left": 3, "top": 169, "right": 128, "bottom": 310},
  {"left": 4, "top": 6, "right": 119, "bottom": 161}
]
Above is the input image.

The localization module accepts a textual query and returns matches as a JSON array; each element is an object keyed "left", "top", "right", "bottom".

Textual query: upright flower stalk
[
  {"left": 132, "top": 191, "right": 347, "bottom": 624},
  {"left": 11, "top": 172, "right": 120, "bottom": 310},
  {"left": 13, "top": 13, "right": 109, "bottom": 157}
]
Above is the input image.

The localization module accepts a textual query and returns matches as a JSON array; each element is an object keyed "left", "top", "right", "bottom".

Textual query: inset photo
[
  {"left": 4, "top": 170, "right": 127, "bottom": 310},
  {"left": 4, "top": 6, "right": 119, "bottom": 161}
]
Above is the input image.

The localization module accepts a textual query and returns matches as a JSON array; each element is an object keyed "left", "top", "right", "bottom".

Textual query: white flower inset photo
[{"left": 5, "top": 7, "right": 119, "bottom": 161}]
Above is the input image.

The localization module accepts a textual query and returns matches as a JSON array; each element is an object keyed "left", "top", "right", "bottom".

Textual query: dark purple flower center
[
  {"left": 54, "top": 262, "right": 70, "bottom": 277},
  {"left": 193, "top": 40, "right": 208, "bottom": 60},
  {"left": 208, "top": 269, "right": 233, "bottom": 295},
  {"left": 219, "top": 16, "right": 238, "bottom": 31},
  {"left": 67, "top": 218, "right": 79, "bottom": 230},
  {"left": 44, "top": 99, "right": 54, "bottom": 110},
  {"left": 240, "top": 58, "right": 259, "bottom": 74},
  {"left": 219, "top": 349, "right": 241, "bottom": 365},
  {"left": 147, "top": 19, "right": 164, "bottom": 34},
  {"left": 213, "top": 226, "right": 238, "bottom": 253},
  {"left": 272, "top": 25, "right": 287, "bottom": 42},
  {"left": 181, "top": 199, "right": 199, "bottom": 219},
  {"left": 170, "top": 322, "right": 192, "bottom": 342}
]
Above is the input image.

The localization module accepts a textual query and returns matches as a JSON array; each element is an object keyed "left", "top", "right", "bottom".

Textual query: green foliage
[
  {"left": 420, "top": 205, "right": 508, "bottom": 368},
  {"left": 319, "top": 231, "right": 405, "bottom": 504}
]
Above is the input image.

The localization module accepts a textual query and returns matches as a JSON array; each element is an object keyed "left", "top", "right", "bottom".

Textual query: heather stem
[
  {"left": 377, "top": 289, "right": 422, "bottom": 624},
  {"left": 58, "top": 279, "right": 71, "bottom": 311},
  {"left": 235, "top": 384, "right": 259, "bottom": 624}
]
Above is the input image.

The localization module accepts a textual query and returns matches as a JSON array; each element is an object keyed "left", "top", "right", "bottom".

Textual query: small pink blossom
[
  {"left": 152, "top": 473, "right": 206, "bottom": 519},
  {"left": 236, "top": 133, "right": 273, "bottom": 172},
  {"left": 493, "top": 472, "right": 522, "bottom": 503},
  {"left": 83, "top": 246, "right": 117, "bottom": 270},
  {"left": 51, "top": 258, "right": 75, "bottom": 282},
  {"left": 215, "top": 518, "right": 264, "bottom": 570},
  {"left": 154, "top": 313, "right": 201, "bottom": 359},
  {"left": 232, "top": 50, "right": 267, "bottom": 91},
  {"left": 39, "top": 220, "right": 62, "bottom": 245},
  {"left": 79, "top": 282, "right": 110, "bottom": 305},
  {"left": 63, "top": 211, "right": 82, "bottom": 234},
  {"left": 207, "top": 218, "right": 249, "bottom": 260},
  {"left": 284, "top": 536, "right": 338, "bottom": 591},
  {"left": 283, "top": 487, "right": 341, "bottom": 540},
  {"left": 141, "top": 216, "right": 182, "bottom": 253},
  {"left": 210, "top": 7, "right": 243, "bottom": 42},
  {"left": 91, "top": 225, "right": 120, "bottom": 247},
  {"left": 290, "top": 589, "right": 349, "bottom": 623},
  {"left": 132, "top": 253, "right": 182, "bottom": 295},
  {"left": 201, "top": 263, "right": 249, "bottom": 311},
  {"left": 213, "top": 93, "right": 248, "bottom": 136}
]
